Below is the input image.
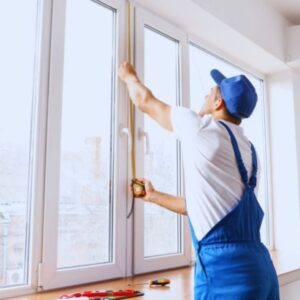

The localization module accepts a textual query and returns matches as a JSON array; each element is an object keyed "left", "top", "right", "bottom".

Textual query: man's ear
[{"left": 214, "top": 97, "right": 225, "bottom": 110}]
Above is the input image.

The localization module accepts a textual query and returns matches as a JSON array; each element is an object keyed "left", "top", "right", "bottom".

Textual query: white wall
[
  {"left": 268, "top": 70, "right": 300, "bottom": 252},
  {"left": 287, "top": 26, "right": 300, "bottom": 60},
  {"left": 281, "top": 280, "right": 300, "bottom": 300},
  {"left": 134, "top": 0, "right": 287, "bottom": 74},
  {"left": 292, "top": 71, "right": 300, "bottom": 236},
  {"left": 192, "top": 0, "right": 290, "bottom": 62}
]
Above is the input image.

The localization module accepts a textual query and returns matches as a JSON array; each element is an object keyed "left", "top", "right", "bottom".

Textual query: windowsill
[
  {"left": 270, "top": 250, "right": 300, "bottom": 286},
  {"left": 7, "top": 251, "right": 300, "bottom": 300},
  {"left": 8, "top": 267, "right": 194, "bottom": 300}
]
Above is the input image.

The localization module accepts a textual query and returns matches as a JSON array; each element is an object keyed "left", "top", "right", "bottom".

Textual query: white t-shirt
[{"left": 170, "top": 106, "right": 260, "bottom": 241}]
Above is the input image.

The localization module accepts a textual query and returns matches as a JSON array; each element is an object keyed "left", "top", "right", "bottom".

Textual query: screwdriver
[{"left": 129, "top": 278, "right": 170, "bottom": 287}]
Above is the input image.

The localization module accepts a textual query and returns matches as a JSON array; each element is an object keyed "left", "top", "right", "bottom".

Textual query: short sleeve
[{"left": 170, "top": 106, "right": 203, "bottom": 141}]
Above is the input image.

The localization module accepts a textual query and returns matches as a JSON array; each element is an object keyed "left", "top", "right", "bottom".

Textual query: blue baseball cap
[{"left": 210, "top": 69, "right": 257, "bottom": 119}]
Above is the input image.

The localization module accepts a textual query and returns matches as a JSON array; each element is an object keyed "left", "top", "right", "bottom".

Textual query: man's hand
[
  {"left": 129, "top": 178, "right": 155, "bottom": 202},
  {"left": 128, "top": 178, "right": 187, "bottom": 215},
  {"left": 118, "top": 61, "right": 151, "bottom": 108},
  {"left": 118, "top": 61, "right": 139, "bottom": 83}
]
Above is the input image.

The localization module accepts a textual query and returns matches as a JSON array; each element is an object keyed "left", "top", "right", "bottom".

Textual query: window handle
[
  {"left": 119, "top": 125, "right": 132, "bottom": 153},
  {"left": 138, "top": 128, "right": 151, "bottom": 155}
]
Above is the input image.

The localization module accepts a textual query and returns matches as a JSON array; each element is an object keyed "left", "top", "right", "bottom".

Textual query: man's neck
[
  {"left": 197, "top": 111, "right": 241, "bottom": 125},
  {"left": 212, "top": 113, "right": 241, "bottom": 125}
]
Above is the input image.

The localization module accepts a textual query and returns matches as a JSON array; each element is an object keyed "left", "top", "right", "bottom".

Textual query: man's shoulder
[{"left": 198, "top": 115, "right": 223, "bottom": 132}]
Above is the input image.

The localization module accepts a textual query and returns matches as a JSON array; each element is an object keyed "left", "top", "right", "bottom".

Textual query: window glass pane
[
  {"left": 143, "top": 27, "right": 181, "bottom": 257},
  {"left": 57, "top": 0, "right": 115, "bottom": 269},
  {"left": 189, "top": 44, "right": 269, "bottom": 245},
  {"left": 0, "top": 0, "right": 39, "bottom": 288}
]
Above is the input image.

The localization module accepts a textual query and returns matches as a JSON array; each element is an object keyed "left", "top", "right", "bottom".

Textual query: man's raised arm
[{"left": 118, "top": 61, "right": 173, "bottom": 132}]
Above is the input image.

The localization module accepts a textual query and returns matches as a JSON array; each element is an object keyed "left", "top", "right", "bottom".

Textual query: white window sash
[
  {"left": 133, "top": 4, "right": 192, "bottom": 275},
  {"left": 41, "top": 0, "right": 128, "bottom": 290}
]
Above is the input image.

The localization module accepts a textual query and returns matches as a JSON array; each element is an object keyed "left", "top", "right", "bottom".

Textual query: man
[{"left": 118, "top": 61, "right": 279, "bottom": 299}]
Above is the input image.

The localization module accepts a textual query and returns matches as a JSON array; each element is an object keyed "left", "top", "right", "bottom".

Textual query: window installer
[{"left": 118, "top": 61, "right": 280, "bottom": 299}]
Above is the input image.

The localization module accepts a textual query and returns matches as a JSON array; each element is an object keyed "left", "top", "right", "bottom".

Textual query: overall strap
[
  {"left": 249, "top": 143, "right": 258, "bottom": 189},
  {"left": 219, "top": 121, "right": 249, "bottom": 186}
]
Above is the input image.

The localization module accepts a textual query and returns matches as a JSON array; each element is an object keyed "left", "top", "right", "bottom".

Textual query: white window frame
[
  {"left": 0, "top": 0, "right": 47, "bottom": 298},
  {"left": 133, "top": 5, "right": 192, "bottom": 275},
  {"left": 188, "top": 34, "right": 273, "bottom": 250},
  {"left": 0, "top": 1, "right": 274, "bottom": 298},
  {"left": 41, "top": 0, "right": 128, "bottom": 290}
]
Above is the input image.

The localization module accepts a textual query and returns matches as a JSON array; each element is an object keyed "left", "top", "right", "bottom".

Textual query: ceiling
[{"left": 265, "top": 0, "right": 300, "bottom": 25}]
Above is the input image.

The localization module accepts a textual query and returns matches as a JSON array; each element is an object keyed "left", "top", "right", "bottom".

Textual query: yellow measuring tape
[
  {"left": 126, "top": 1, "right": 147, "bottom": 218},
  {"left": 127, "top": 0, "right": 136, "bottom": 218},
  {"left": 128, "top": 1, "right": 136, "bottom": 179}
]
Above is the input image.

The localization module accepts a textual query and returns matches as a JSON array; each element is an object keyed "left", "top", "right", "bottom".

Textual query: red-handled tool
[{"left": 58, "top": 289, "right": 144, "bottom": 299}]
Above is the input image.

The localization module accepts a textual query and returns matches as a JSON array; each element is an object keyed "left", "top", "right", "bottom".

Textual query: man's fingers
[{"left": 121, "top": 61, "right": 129, "bottom": 67}]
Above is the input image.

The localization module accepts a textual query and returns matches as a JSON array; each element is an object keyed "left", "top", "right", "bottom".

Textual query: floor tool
[{"left": 129, "top": 278, "right": 170, "bottom": 288}]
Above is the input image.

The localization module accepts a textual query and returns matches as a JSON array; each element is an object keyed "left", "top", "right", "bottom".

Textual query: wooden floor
[{"left": 9, "top": 266, "right": 194, "bottom": 300}]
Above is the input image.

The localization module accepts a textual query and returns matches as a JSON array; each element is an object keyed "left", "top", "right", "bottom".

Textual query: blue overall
[{"left": 189, "top": 121, "right": 280, "bottom": 300}]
